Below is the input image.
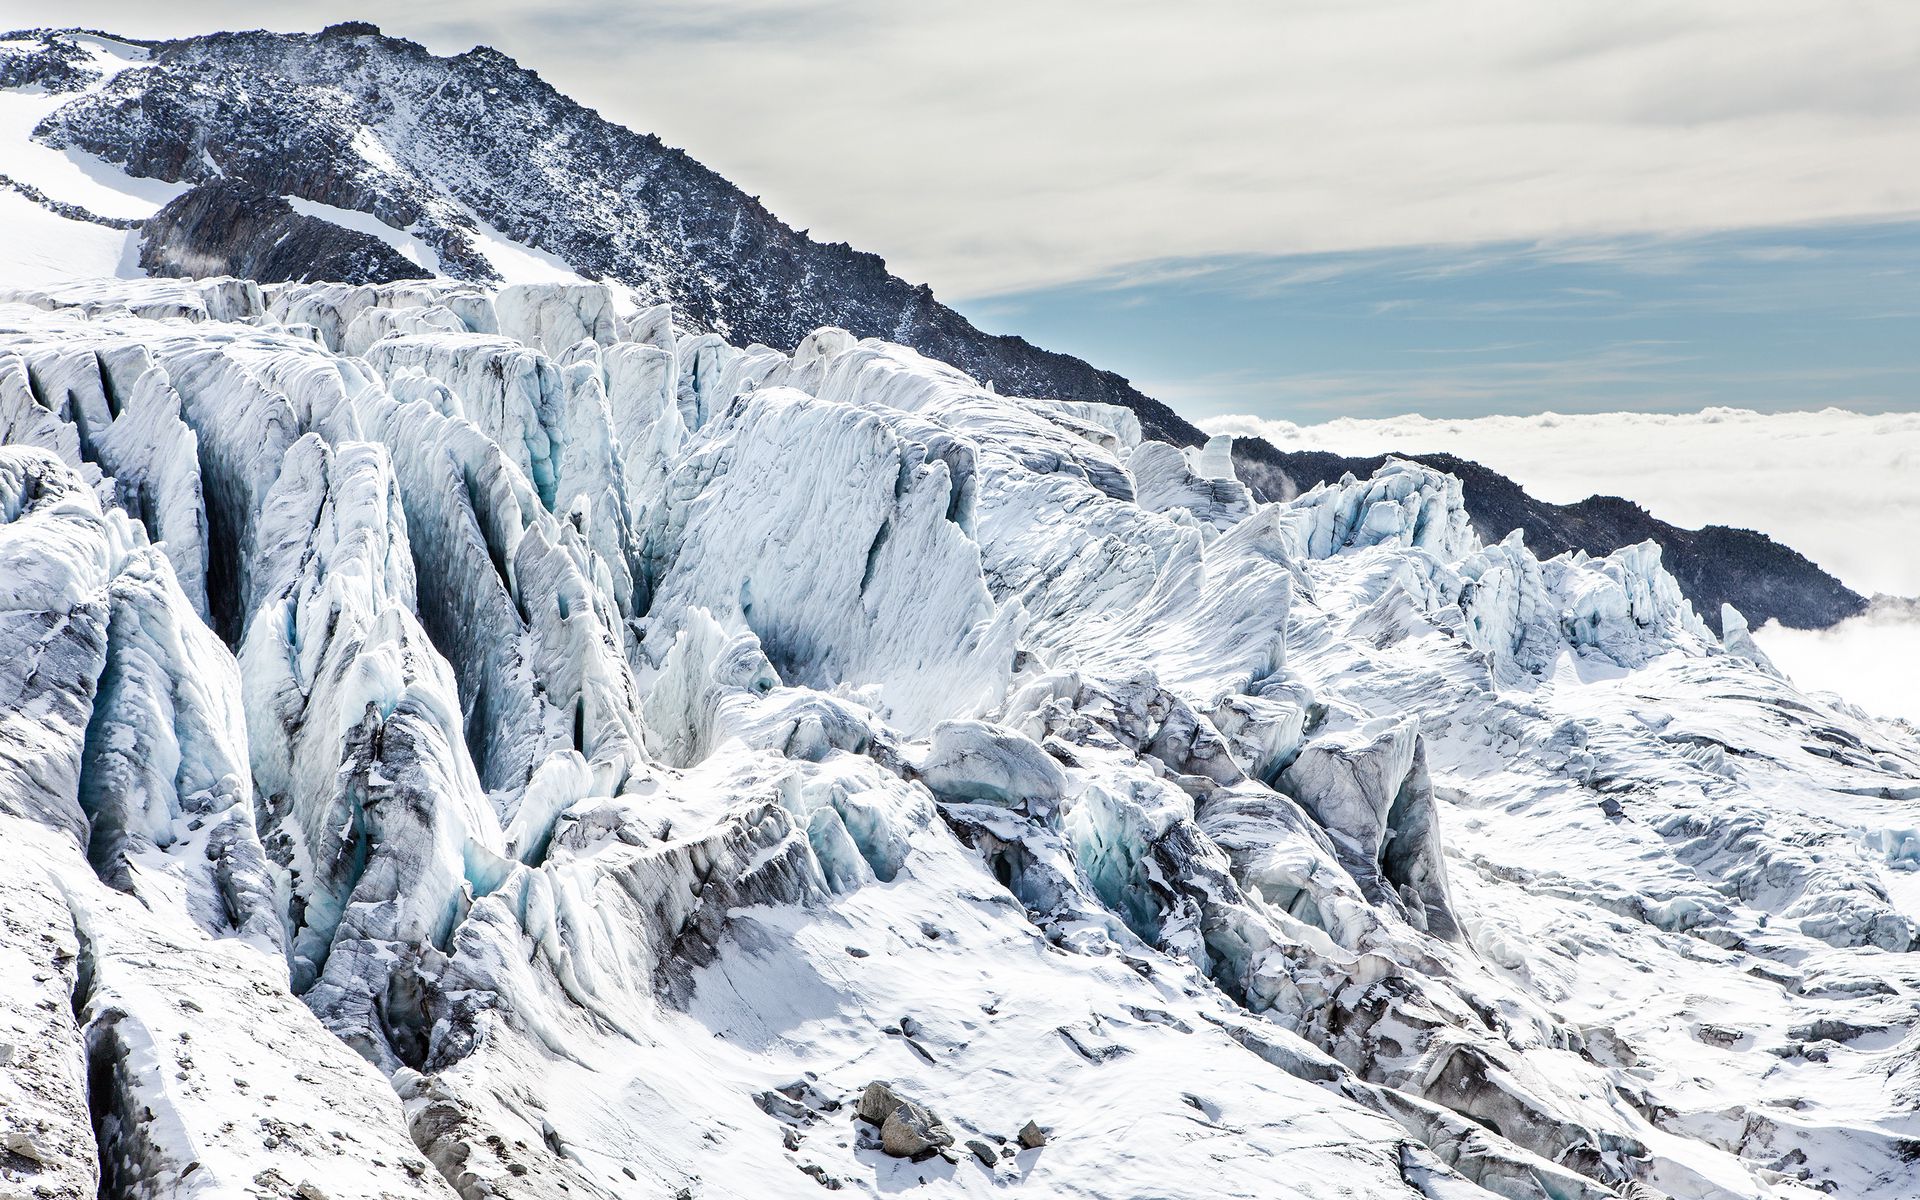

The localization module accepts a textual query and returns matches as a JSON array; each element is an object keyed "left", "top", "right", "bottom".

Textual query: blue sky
[{"left": 964, "top": 219, "right": 1920, "bottom": 422}]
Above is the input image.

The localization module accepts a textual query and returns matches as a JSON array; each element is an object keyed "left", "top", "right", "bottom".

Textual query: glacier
[{"left": 0, "top": 274, "right": 1916, "bottom": 1200}]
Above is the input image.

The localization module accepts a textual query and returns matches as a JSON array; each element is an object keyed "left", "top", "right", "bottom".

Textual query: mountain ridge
[{"left": 0, "top": 21, "right": 1868, "bottom": 632}]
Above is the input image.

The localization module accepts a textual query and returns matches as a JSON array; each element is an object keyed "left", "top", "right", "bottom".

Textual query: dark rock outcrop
[
  {"left": 0, "top": 29, "right": 99, "bottom": 92},
  {"left": 139, "top": 181, "right": 431, "bottom": 285},
  {"left": 1233, "top": 443, "right": 1868, "bottom": 633}
]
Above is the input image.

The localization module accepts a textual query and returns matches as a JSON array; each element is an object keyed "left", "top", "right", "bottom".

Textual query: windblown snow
[{"left": 0, "top": 269, "right": 1916, "bottom": 1200}]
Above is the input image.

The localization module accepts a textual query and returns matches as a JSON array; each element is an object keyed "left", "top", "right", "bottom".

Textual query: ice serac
[
  {"left": 1, "top": 277, "right": 266, "bottom": 325},
  {"left": 150, "top": 330, "right": 362, "bottom": 641},
  {"left": 236, "top": 433, "right": 499, "bottom": 1055},
  {"left": 1128, "top": 435, "right": 1253, "bottom": 533},
  {"left": 0, "top": 274, "right": 1916, "bottom": 1200},
  {"left": 640, "top": 384, "right": 1019, "bottom": 734},
  {"left": 0, "top": 445, "right": 269, "bottom": 940},
  {"left": 0, "top": 448, "right": 116, "bottom": 841},
  {"left": 341, "top": 302, "right": 468, "bottom": 356},
  {"left": 363, "top": 331, "right": 642, "bottom": 618},
  {"left": 495, "top": 282, "right": 617, "bottom": 356},
  {"left": 1280, "top": 458, "right": 1477, "bottom": 562},
  {"left": 354, "top": 379, "right": 643, "bottom": 799},
  {"left": 0, "top": 337, "right": 211, "bottom": 619},
  {"left": 1278, "top": 719, "right": 1458, "bottom": 939},
  {"left": 599, "top": 338, "right": 684, "bottom": 513},
  {"left": 1553, "top": 539, "right": 1712, "bottom": 666},
  {"left": 83, "top": 537, "right": 280, "bottom": 947},
  {"left": 1456, "top": 530, "right": 1560, "bottom": 679},
  {"left": 268, "top": 281, "right": 496, "bottom": 352},
  {"left": 1718, "top": 602, "right": 1779, "bottom": 673},
  {"left": 0, "top": 447, "right": 449, "bottom": 1200}
]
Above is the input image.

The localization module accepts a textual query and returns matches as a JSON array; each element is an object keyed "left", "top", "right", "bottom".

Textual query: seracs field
[
  {"left": 1, "top": 26, "right": 1919, "bottom": 1200},
  {"left": 3, "top": 272, "right": 1917, "bottom": 1200}
]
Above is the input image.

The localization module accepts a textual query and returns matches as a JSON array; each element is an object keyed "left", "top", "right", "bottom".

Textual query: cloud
[
  {"left": 1204, "top": 407, "right": 1920, "bottom": 597},
  {"left": 30, "top": 0, "right": 1920, "bottom": 299},
  {"left": 1755, "top": 601, "right": 1920, "bottom": 726}
]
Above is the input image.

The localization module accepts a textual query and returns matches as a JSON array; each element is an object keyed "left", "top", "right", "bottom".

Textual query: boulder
[{"left": 855, "top": 1082, "right": 956, "bottom": 1161}]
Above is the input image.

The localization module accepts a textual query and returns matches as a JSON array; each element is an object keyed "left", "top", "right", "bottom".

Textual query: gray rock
[
  {"left": 755, "top": 1089, "right": 815, "bottom": 1121},
  {"left": 880, "top": 1103, "right": 953, "bottom": 1160},
  {"left": 855, "top": 1082, "right": 955, "bottom": 1161},
  {"left": 1017, "top": 1120, "right": 1048, "bottom": 1149},
  {"left": 1787, "top": 1018, "right": 1884, "bottom": 1044},
  {"left": 856, "top": 1081, "right": 905, "bottom": 1125},
  {"left": 3, "top": 1129, "right": 48, "bottom": 1163}
]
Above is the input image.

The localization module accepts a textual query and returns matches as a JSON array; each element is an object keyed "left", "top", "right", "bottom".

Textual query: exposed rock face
[
  {"left": 0, "top": 29, "right": 97, "bottom": 91},
  {"left": 140, "top": 181, "right": 433, "bottom": 284}
]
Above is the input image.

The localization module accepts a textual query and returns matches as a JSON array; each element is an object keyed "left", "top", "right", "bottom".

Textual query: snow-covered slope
[
  {"left": 0, "top": 24, "right": 1201, "bottom": 447},
  {"left": 1, "top": 275, "right": 1915, "bottom": 1200}
]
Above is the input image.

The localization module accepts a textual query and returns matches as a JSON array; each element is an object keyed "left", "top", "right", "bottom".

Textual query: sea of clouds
[{"left": 1206, "top": 407, "right": 1920, "bottom": 723}]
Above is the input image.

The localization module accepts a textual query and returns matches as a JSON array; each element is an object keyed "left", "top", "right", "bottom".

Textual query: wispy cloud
[
  {"left": 43, "top": 0, "right": 1920, "bottom": 299},
  {"left": 1399, "top": 342, "right": 1543, "bottom": 356}
]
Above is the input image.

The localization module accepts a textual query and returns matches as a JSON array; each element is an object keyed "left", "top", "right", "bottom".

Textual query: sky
[
  {"left": 974, "top": 220, "right": 1920, "bottom": 421},
  {"left": 12, "top": 1, "right": 1918, "bottom": 417}
]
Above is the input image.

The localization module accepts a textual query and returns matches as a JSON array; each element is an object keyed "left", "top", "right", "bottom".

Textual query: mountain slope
[
  {"left": 0, "top": 23, "right": 1867, "bottom": 635},
  {"left": 12, "top": 21, "right": 1203, "bottom": 447}
]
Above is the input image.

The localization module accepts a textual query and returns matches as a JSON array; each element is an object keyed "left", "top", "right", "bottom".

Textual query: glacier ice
[
  {"left": 495, "top": 283, "right": 618, "bottom": 357},
  {"left": 0, "top": 279, "right": 1916, "bottom": 1200},
  {"left": 1128, "top": 434, "right": 1254, "bottom": 533}
]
